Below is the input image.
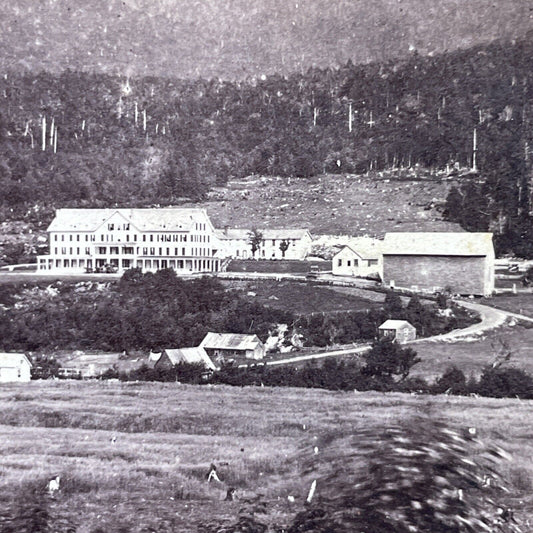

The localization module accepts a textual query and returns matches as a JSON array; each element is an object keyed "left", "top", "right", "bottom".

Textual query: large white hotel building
[
  {"left": 37, "top": 208, "right": 221, "bottom": 273},
  {"left": 37, "top": 208, "right": 313, "bottom": 273}
]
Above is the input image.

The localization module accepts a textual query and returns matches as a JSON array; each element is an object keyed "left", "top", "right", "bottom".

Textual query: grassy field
[
  {"left": 481, "top": 293, "right": 533, "bottom": 316},
  {"left": 222, "top": 279, "right": 384, "bottom": 314},
  {"left": 227, "top": 259, "right": 331, "bottom": 273},
  {"left": 412, "top": 322, "right": 533, "bottom": 381},
  {"left": 0, "top": 271, "right": 120, "bottom": 285},
  {"left": 0, "top": 381, "right": 532, "bottom": 532}
]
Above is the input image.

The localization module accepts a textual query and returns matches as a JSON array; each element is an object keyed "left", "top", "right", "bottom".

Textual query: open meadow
[
  {"left": 222, "top": 279, "right": 384, "bottom": 315},
  {"left": 0, "top": 381, "right": 532, "bottom": 532},
  {"left": 411, "top": 321, "right": 533, "bottom": 382}
]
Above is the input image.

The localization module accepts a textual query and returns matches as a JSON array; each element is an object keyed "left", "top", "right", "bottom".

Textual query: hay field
[{"left": 0, "top": 381, "right": 532, "bottom": 532}]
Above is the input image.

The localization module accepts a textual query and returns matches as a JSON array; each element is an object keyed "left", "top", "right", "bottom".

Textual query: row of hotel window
[
  {"left": 337, "top": 258, "right": 379, "bottom": 267},
  {"left": 105, "top": 222, "right": 208, "bottom": 231},
  {"left": 53, "top": 233, "right": 210, "bottom": 243},
  {"left": 53, "top": 247, "right": 213, "bottom": 257}
]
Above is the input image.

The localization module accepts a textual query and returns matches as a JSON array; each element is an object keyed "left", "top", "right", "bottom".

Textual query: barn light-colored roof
[
  {"left": 0, "top": 353, "right": 32, "bottom": 368},
  {"left": 379, "top": 320, "right": 415, "bottom": 330},
  {"left": 215, "top": 228, "right": 310, "bottom": 240},
  {"left": 383, "top": 232, "right": 493, "bottom": 256},
  {"left": 47, "top": 208, "right": 211, "bottom": 232},
  {"left": 335, "top": 237, "right": 382, "bottom": 260},
  {"left": 200, "top": 332, "right": 263, "bottom": 351},
  {"left": 163, "top": 347, "right": 217, "bottom": 371}
]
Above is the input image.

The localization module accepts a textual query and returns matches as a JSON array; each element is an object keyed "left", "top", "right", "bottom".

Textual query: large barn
[{"left": 382, "top": 232, "right": 495, "bottom": 297}]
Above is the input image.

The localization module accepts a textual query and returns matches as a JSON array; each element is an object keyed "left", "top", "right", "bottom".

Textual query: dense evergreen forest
[{"left": 2, "top": 35, "right": 533, "bottom": 253}]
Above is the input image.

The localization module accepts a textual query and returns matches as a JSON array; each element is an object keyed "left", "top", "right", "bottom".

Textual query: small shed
[
  {"left": 200, "top": 332, "right": 265, "bottom": 361},
  {"left": 154, "top": 347, "right": 217, "bottom": 371},
  {"left": 61, "top": 353, "right": 121, "bottom": 379},
  {"left": 0, "top": 353, "right": 32, "bottom": 383},
  {"left": 378, "top": 320, "right": 416, "bottom": 344}
]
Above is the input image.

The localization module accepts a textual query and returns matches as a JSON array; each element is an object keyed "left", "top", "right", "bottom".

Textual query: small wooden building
[
  {"left": 154, "top": 347, "right": 217, "bottom": 371},
  {"left": 200, "top": 332, "right": 265, "bottom": 361},
  {"left": 378, "top": 320, "right": 417, "bottom": 344},
  {"left": 61, "top": 353, "right": 121, "bottom": 379},
  {"left": 382, "top": 232, "right": 495, "bottom": 296},
  {"left": 0, "top": 353, "right": 32, "bottom": 383}
]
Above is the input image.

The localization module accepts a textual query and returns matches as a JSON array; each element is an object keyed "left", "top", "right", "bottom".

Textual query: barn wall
[{"left": 382, "top": 255, "right": 490, "bottom": 296}]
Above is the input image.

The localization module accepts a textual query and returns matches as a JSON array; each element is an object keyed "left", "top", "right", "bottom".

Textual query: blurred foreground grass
[{"left": 0, "top": 381, "right": 531, "bottom": 532}]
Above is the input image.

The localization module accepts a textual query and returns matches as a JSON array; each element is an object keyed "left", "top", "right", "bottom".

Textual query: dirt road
[{"left": 258, "top": 298, "right": 532, "bottom": 367}]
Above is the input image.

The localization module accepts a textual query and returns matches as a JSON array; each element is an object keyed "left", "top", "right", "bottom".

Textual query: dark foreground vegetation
[{"left": 0, "top": 270, "right": 474, "bottom": 352}]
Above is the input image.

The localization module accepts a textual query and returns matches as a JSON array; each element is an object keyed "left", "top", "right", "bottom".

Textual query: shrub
[
  {"left": 477, "top": 367, "right": 533, "bottom": 399},
  {"left": 361, "top": 338, "right": 421, "bottom": 385},
  {"left": 433, "top": 366, "right": 468, "bottom": 395}
]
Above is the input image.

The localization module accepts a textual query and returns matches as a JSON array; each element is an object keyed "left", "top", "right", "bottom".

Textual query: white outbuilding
[
  {"left": 0, "top": 353, "right": 32, "bottom": 382},
  {"left": 332, "top": 238, "right": 382, "bottom": 278},
  {"left": 378, "top": 320, "right": 417, "bottom": 344}
]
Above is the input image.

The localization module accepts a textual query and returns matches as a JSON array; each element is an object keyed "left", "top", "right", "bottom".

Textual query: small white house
[
  {"left": 332, "top": 238, "right": 382, "bottom": 278},
  {"left": 0, "top": 353, "right": 32, "bottom": 382},
  {"left": 378, "top": 320, "right": 417, "bottom": 344}
]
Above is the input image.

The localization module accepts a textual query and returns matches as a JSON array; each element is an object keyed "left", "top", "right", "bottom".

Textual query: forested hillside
[{"left": 1, "top": 35, "right": 533, "bottom": 253}]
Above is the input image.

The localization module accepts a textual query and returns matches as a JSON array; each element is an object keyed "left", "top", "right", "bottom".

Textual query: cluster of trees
[
  {"left": 0, "top": 269, "right": 293, "bottom": 352},
  {"left": 294, "top": 292, "right": 475, "bottom": 347},
  {"left": 0, "top": 268, "right": 473, "bottom": 353},
  {"left": 219, "top": 347, "right": 532, "bottom": 399},
  {"left": 120, "top": 338, "right": 533, "bottom": 400},
  {"left": 1, "top": 36, "right": 533, "bottom": 255}
]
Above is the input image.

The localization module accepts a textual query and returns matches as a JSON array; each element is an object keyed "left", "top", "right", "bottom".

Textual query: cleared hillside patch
[{"left": 191, "top": 173, "right": 460, "bottom": 236}]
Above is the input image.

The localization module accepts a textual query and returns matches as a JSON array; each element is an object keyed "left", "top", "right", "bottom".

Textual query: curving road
[{"left": 247, "top": 299, "right": 533, "bottom": 368}]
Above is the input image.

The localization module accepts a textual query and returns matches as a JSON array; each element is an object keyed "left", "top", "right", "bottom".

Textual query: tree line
[
  {"left": 2, "top": 36, "right": 533, "bottom": 254},
  {"left": 116, "top": 338, "right": 533, "bottom": 401}
]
